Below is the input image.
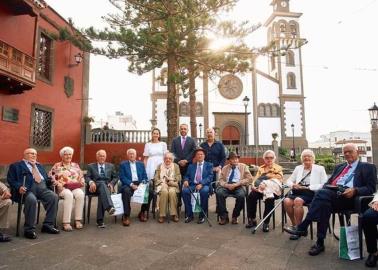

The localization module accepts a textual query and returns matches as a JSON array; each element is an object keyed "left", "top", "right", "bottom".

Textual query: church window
[
  {"left": 271, "top": 104, "right": 279, "bottom": 117},
  {"left": 258, "top": 104, "right": 265, "bottom": 117},
  {"left": 271, "top": 55, "right": 276, "bottom": 70},
  {"left": 179, "top": 102, "right": 189, "bottom": 116},
  {"left": 279, "top": 23, "right": 286, "bottom": 33},
  {"left": 286, "top": 50, "right": 295, "bottom": 66},
  {"left": 265, "top": 104, "right": 272, "bottom": 117},
  {"left": 195, "top": 102, "right": 203, "bottom": 116},
  {"left": 287, "top": 72, "right": 296, "bottom": 89}
]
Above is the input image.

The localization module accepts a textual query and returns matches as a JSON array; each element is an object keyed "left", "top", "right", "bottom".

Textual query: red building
[{"left": 0, "top": 0, "right": 89, "bottom": 178}]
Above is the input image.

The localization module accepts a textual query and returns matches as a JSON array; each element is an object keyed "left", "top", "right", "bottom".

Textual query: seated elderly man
[
  {"left": 182, "top": 148, "right": 213, "bottom": 224},
  {"left": 216, "top": 152, "right": 252, "bottom": 225},
  {"left": 85, "top": 150, "right": 117, "bottom": 228},
  {"left": 0, "top": 181, "right": 12, "bottom": 242},
  {"left": 362, "top": 191, "right": 378, "bottom": 267},
  {"left": 284, "top": 143, "right": 376, "bottom": 256},
  {"left": 7, "top": 148, "right": 59, "bottom": 239}
]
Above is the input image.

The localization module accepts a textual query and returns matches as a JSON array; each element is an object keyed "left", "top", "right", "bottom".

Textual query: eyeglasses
[
  {"left": 26, "top": 152, "right": 37, "bottom": 155},
  {"left": 264, "top": 156, "right": 274, "bottom": 160}
]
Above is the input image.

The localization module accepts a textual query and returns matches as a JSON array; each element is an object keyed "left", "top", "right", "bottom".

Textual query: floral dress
[{"left": 50, "top": 162, "right": 84, "bottom": 192}]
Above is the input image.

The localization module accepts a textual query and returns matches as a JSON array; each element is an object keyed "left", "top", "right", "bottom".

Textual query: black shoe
[
  {"left": 107, "top": 207, "right": 116, "bottom": 215},
  {"left": 41, "top": 225, "right": 60, "bottom": 234},
  {"left": 197, "top": 217, "right": 205, "bottom": 224},
  {"left": 245, "top": 219, "right": 257, "bottom": 229},
  {"left": 0, "top": 232, "right": 11, "bottom": 242},
  {"left": 283, "top": 225, "right": 308, "bottom": 237},
  {"left": 262, "top": 223, "right": 269, "bottom": 232},
  {"left": 24, "top": 230, "right": 37, "bottom": 239},
  {"left": 289, "top": 235, "right": 300, "bottom": 240},
  {"left": 97, "top": 222, "right": 106, "bottom": 229},
  {"left": 365, "top": 253, "right": 378, "bottom": 267},
  {"left": 185, "top": 216, "right": 194, "bottom": 223},
  {"left": 308, "top": 243, "right": 325, "bottom": 256}
]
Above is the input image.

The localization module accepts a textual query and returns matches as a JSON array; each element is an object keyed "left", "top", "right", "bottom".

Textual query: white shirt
[
  {"left": 228, "top": 166, "right": 241, "bottom": 183},
  {"left": 23, "top": 160, "right": 44, "bottom": 181},
  {"left": 130, "top": 161, "right": 139, "bottom": 182},
  {"left": 97, "top": 163, "right": 105, "bottom": 173}
]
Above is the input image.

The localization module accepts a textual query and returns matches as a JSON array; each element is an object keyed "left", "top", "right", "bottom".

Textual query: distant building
[{"left": 93, "top": 111, "right": 137, "bottom": 130}]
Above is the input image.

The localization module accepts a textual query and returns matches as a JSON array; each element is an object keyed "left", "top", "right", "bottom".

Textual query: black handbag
[
  {"left": 254, "top": 174, "right": 269, "bottom": 188},
  {"left": 290, "top": 170, "right": 314, "bottom": 196}
]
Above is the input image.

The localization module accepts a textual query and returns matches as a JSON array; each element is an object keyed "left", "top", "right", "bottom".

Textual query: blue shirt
[
  {"left": 337, "top": 160, "right": 359, "bottom": 188},
  {"left": 200, "top": 140, "right": 226, "bottom": 168},
  {"left": 23, "top": 160, "right": 45, "bottom": 181}
]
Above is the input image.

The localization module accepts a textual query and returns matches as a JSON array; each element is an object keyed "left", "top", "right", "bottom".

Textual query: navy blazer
[
  {"left": 7, "top": 160, "right": 52, "bottom": 202},
  {"left": 184, "top": 161, "right": 213, "bottom": 186},
  {"left": 85, "top": 162, "right": 118, "bottom": 186},
  {"left": 119, "top": 161, "right": 148, "bottom": 191},
  {"left": 326, "top": 161, "right": 377, "bottom": 196},
  {"left": 171, "top": 136, "right": 197, "bottom": 164}
]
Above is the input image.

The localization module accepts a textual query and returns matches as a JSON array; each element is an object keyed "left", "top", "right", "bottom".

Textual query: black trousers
[
  {"left": 362, "top": 208, "right": 378, "bottom": 254},
  {"left": 246, "top": 190, "right": 276, "bottom": 224},
  {"left": 88, "top": 181, "right": 113, "bottom": 223},
  {"left": 121, "top": 185, "right": 153, "bottom": 217},
  {"left": 216, "top": 187, "right": 246, "bottom": 218}
]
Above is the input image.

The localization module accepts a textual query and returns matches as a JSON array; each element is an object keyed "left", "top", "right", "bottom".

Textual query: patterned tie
[
  {"left": 331, "top": 164, "right": 352, "bottom": 186},
  {"left": 195, "top": 163, "right": 202, "bottom": 184},
  {"left": 100, "top": 165, "right": 105, "bottom": 178},
  {"left": 181, "top": 136, "right": 186, "bottom": 150},
  {"left": 31, "top": 163, "right": 42, "bottom": 183},
  {"left": 228, "top": 166, "right": 236, "bottom": 184}
]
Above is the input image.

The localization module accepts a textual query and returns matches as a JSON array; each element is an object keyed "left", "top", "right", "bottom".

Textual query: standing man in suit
[
  {"left": 85, "top": 149, "right": 117, "bottom": 228},
  {"left": 216, "top": 152, "right": 252, "bottom": 225},
  {"left": 284, "top": 143, "right": 376, "bottom": 256},
  {"left": 7, "top": 148, "right": 59, "bottom": 239},
  {"left": 182, "top": 148, "right": 213, "bottom": 224},
  {"left": 119, "top": 148, "right": 149, "bottom": 226},
  {"left": 171, "top": 123, "right": 197, "bottom": 177}
]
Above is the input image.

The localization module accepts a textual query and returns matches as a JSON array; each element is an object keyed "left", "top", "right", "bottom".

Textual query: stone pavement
[{"left": 0, "top": 196, "right": 368, "bottom": 270}]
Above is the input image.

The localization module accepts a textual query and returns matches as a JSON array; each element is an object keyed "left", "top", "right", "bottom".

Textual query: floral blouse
[{"left": 49, "top": 162, "right": 84, "bottom": 191}]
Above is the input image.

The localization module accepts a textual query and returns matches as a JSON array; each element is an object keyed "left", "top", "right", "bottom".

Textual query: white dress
[{"left": 143, "top": 141, "right": 167, "bottom": 180}]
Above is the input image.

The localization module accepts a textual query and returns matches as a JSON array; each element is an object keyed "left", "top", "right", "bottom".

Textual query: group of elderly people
[{"left": 0, "top": 125, "right": 377, "bottom": 268}]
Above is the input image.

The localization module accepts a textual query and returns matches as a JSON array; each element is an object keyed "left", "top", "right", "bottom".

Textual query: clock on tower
[{"left": 274, "top": 0, "right": 289, "bottom": 12}]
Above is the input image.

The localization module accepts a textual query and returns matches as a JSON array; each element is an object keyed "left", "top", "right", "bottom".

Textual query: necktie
[
  {"left": 228, "top": 166, "right": 236, "bottom": 184},
  {"left": 331, "top": 164, "right": 352, "bottom": 186},
  {"left": 100, "top": 166, "right": 105, "bottom": 178},
  {"left": 181, "top": 136, "right": 186, "bottom": 150},
  {"left": 31, "top": 163, "right": 42, "bottom": 183},
  {"left": 195, "top": 163, "right": 202, "bottom": 183}
]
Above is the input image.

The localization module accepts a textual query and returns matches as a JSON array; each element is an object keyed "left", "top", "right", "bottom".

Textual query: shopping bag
[
  {"left": 131, "top": 183, "right": 149, "bottom": 204},
  {"left": 110, "top": 193, "right": 124, "bottom": 216},
  {"left": 339, "top": 225, "right": 360, "bottom": 260},
  {"left": 191, "top": 192, "right": 201, "bottom": 213}
]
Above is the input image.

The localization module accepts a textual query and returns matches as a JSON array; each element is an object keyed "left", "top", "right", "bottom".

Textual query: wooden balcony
[{"left": 0, "top": 39, "right": 36, "bottom": 93}]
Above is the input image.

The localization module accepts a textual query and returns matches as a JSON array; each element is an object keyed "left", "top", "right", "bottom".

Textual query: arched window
[
  {"left": 195, "top": 102, "right": 203, "bottom": 116},
  {"left": 286, "top": 50, "right": 295, "bottom": 66},
  {"left": 265, "top": 104, "right": 272, "bottom": 117},
  {"left": 271, "top": 104, "right": 279, "bottom": 117},
  {"left": 258, "top": 104, "right": 265, "bottom": 117},
  {"left": 287, "top": 72, "right": 296, "bottom": 89},
  {"left": 222, "top": 125, "right": 240, "bottom": 146},
  {"left": 271, "top": 55, "right": 276, "bottom": 70},
  {"left": 179, "top": 102, "right": 189, "bottom": 116},
  {"left": 289, "top": 21, "right": 299, "bottom": 37},
  {"left": 280, "top": 23, "right": 286, "bottom": 33}
]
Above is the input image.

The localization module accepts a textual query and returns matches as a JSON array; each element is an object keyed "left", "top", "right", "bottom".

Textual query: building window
[
  {"left": 258, "top": 104, "right": 265, "bottom": 117},
  {"left": 280, "top": 23, "right": 286, "bottom": 33},
  {"left": 286, "top": 50, "right": 295, "bottom": 66},
  {"left": 195, "top": 102, "right": 203, "bottom": 116},
  {"left": 271, "top": 55, "right": 276, "bottom": 70},
  {"left": 30, "top": 104, "right": 53, "bottom": 150},
  {"left": 287, "top": 72, "right": 296, "bottom": 88},
  {"left": 38, "top": 32, "right": 53, "bottom": 81},
  {"left": 367, "top": 146, "right": 371, "bottom": 151},
  {"left": 179, "top": 102, "right": 189, "bottom": 116},
  {"left": 265, "top": 104, "right": 272, "bottom": 117},
  {"left": 271, "top": 104, "right": 279, "bottom": 117}
]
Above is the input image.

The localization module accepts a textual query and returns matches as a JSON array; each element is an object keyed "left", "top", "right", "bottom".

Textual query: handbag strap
[{"left": 297, "top": 170, "right": 312, "bottom": 186}]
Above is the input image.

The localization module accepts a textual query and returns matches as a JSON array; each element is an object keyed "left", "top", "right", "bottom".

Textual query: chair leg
[
  {"left": 152, "top": 194, "right": 157, "bottom": 219},
  {"left": 16, "top": 202, "right": 22, "bottom": 237},
  {"left": 83, "top": 195, "right": 86, "bottom": 225},
  {"left": 36, "top": 201, "right": 41, "bottom": 224},
  {"left": 258, "top": 199, "right": 262, "bottom": 219},
  {"left": 87, "top": 197, "right": 92, "bottom": 224},
  {"left": 358, "top": 216, "right": 363, "bottom": 260},
  {"left": 242, "top": 198, "right": 246, "bottom": 224},
  {"left": 281, "top": 204, "right": 286, "bottom": 232},
  {"left": 310, "top": 222, "right": 314, "bottom": 240}
]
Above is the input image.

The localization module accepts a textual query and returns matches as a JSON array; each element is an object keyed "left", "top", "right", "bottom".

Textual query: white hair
[
  {"left": 164, "top": 151, "right": 175, "bottom": 160},
  {"left": 300, "top": 149, "right": 315, "bottom": 162},
  {"left": 342, "top": 143, "right": 358, "bottom": 152},
  {"left": 263, "top": 150, "right": 276, "bottom": 161},
  {"left": 59, "top": 146, "right": 74, "bottom": 157},
  {"left": 126, "top": 148, "right": 136, "bottom": 156},
  {"left": 96, "top": 149, "right": 106, "bottom": 156}
]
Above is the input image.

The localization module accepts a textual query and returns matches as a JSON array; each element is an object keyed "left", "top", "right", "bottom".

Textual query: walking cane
[
  {"left": 251, "top": 185, "right": 290, "bottom": 234},
  {"left": 188, "top": 187, "right": 212, "bottom": 227},
  {"left": 16, "top": 174, "right": 27, "bottom": 236}
]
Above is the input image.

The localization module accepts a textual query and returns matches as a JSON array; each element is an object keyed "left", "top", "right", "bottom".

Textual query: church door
[{"left": 222, "top": 125, "right": 240, "bottom": 145}]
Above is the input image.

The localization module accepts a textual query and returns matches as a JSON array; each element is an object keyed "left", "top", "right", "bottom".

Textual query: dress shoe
[
  {"left": 0, "top": 232, "right": 11, "bottom": 242},
  {"left": 41, "top": 225, "right": 60, "bottom": 234},
  {"left": 308, "top": 243, "right": 325, "bottom": 256},
  {"left": 122, "top": 216, "right": 130, "bottom": 226},
  {"left": 185, "top": 216, "right": 194, "bottom": 223},
  {"left": 138, "top": 212, "right": 145, "bottom": 222},
  {"left": 231, "top": 217, "right": 238, "bottom": 225},
  {"left": 365, "top": 253, "right": 378, "bottom": 267},
  {"left": 283, "top": 225, "right": 308, "bottom": 237},
  {"left": 197, "top": 217, "right": 205, "bottom": 224},
  {"left": 143, "top": 212, "right": 149, "bottom": 222},
  {"left": 158, "top": 217, "right": 165, "bottom": 223},
  {"left": 245, "top": 218, "right": 257, "bottom": 229},
  {"left": 262, "top": 223, "right": 269, "bottom": 232},
  {"left": 24, "top": 230, "right": 37, "bottom": 239},
  {"left": 218, "top": 217, "right": 229, "bottom": 225},
  {"left": 172, "top": 215, "right": 179, "bottom": 222},
  {"left": 289, "top": 235, "right": 300, "bottom": 240},
  {"left": 97, "top": 222, "right": 106, "bottom": 229},
  {"left": 107, "top": 207, "right": 116, "bottom": 215}
]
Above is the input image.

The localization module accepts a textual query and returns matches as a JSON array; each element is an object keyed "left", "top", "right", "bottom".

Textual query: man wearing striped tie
[
  {"left": 284, "top": 143, "right": 377, "bottom": 256},
  {"left": 216, "top": 152, "right": 252, "bottom": 225}
]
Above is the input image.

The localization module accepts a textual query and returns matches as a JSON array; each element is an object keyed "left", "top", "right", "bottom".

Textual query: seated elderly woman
[
  {"left": 154, "top": 152, "right": 181, "bottom": 223},
  {"left": 50, "top": 146, "right": 85, "bottom": 231},
  {"left": 283, "top": 149, "right": 328, "bottom": 240},
  {"left": 246, "top": 150, "right": 283, "bottom": 232}
]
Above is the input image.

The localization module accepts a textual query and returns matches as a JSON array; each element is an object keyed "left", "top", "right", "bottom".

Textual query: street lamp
[
  {"left": 291, "top": 123, "right": 295, "bottom": 161},
  {"left": 243, "top": 96, "right": 250, "bottom": 145},
  {"left": 199, "top": 123, "right": 203, "bottom": 139},
  {"left": 368, "top": 102, "right": 378, "bottom": 169}
]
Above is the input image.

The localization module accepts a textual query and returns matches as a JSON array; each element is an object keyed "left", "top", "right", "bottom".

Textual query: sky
[{"left": 47, "top": 0, "right": 378, "bottom": 142}]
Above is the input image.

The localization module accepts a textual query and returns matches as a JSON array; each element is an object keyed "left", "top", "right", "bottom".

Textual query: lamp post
[
  {"left": 291, "top": 123, "right": 295, "bottom": 161},
  {"left": 368, "top": 102, "right": 378, "bottom": 169},
  {"left": 243, "top": 96, "right": 250, "bottom": 145},
  {"left": 199, "top": 123, "right": 203, "bottom": 139}
]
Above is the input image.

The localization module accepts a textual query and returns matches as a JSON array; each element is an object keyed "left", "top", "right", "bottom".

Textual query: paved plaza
[{"left": 0, "top": 194, "right": 368, "bottom": 270}]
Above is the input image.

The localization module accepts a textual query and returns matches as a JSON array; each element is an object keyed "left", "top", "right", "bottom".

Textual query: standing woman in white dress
[{"left": 143, "top": 128, "right": 167, "bottom": 213}]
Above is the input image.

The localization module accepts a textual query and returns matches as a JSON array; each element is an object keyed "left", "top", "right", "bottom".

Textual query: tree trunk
[
  {"left": 166, "top": 53, "right": 178, "bottom": 147},
  {"left": 188, "top": 62, "right": 197, "bottom": 138}
]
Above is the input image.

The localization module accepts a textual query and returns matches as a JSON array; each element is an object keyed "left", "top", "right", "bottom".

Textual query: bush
[
  {"left": 279, "top": 147, "right": 288, "bottom": 157},
  {"left": 315, "top": 155, "right": 335, "bottom": 173}
]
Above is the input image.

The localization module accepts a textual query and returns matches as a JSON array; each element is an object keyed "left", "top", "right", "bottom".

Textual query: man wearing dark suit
[
  {"left": 119, "top": 148, "right": 149, "bottom": 226},
  {"left": 7, "top": 148, "right": 59, "bottom": 239},
  {"left": 182, "top": 148, "right": 213, "bottom": 224},
  {"left": 85, "top": 150, "right": 117, "bottom": 228},
  {"left": 171, "top": 123, "right": 197, "bottom": 177},
  {"left": 284, "top": 143, "right": 377, "bottom": 256}
]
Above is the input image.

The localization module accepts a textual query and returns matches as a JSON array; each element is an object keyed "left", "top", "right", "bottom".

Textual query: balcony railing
[
  {"left": 0, "top": 39, "right": 36, "bottom": 90},
  {"left": 89, "top": 129, "right": 152, "bottom": 144}
]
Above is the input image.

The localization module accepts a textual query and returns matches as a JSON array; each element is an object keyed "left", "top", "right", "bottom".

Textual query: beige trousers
[
  {"left": 59, "top": 188, "right": 84, "bottom": 223},
  {"left": 0, "top": 198, "right": 11, "bottom": 228},
  {"left": 159, "top": 186, "right": 178, "bottom": 217}
]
